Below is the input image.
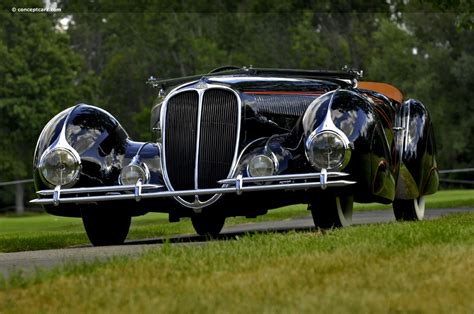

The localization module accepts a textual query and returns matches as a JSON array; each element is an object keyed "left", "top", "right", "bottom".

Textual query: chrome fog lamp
[
  {"left": 305, "top": 131, "right": 350, "bottom": 170},
  {"left": 119, "top": 156, "right": 150, "bottom": 185},
  {"left": 39, "top": 147, "right": 81, "bottom": 187},
  {"left": 248, "top": 155, "right": 275, "bottom": 177}
]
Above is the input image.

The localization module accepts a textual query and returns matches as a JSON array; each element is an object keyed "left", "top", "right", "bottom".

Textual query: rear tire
[
  {"left": 81, "top": 207, "right": 131, "bottom": 246},
  {"left": 191, "top": 213, "right": 225, "bottom": 237},
  {"left": 310, "top": 194, "right": 353, "bottom": 229},
  {"left": 393, "top": 197, "right": 425, "bottom": 221}
]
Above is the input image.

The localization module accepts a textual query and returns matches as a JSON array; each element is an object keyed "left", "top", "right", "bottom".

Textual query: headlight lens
[
  {"left": 119, "top": 164, "right": 149, "bottom": 185},
  {"left": 306, "top": 131, "right": 347, "bottom": 170},
  {"left": 248, "top": 155, "right": 275, "bottom": 177},
  {"left": 39, "top": 147, "right": 81, "bottom": 186}
]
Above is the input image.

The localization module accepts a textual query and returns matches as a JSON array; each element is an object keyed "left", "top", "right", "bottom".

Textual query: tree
[{"left": 0, "top": 0, "right": 88, "bottom": 183}]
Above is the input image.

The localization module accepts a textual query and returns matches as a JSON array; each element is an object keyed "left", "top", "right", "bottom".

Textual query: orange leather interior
[{"left": 357, "top": 81, "right": 403, "bottom": 103}]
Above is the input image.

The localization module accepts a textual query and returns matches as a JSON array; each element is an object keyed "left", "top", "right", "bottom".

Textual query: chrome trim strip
[
  {"left": 194, "top": 90, "right": 204, "bottom": 190},
  {"left": 37, "top": 184, "right": 164, "bottom": 196},
  {"left": 304, "top": 89, "right": 352, "bottom": 171},
  {"left": 31, "top": 179, "right": 356, "bottom": 205},
  {"left": 314, "top": 89, "right": 349, "bottom": 144},
  {"left": 227, "top": 87, "right": 243, "bottom": 189},
  {"left": 306, "top": 89, "right": 351, "bottom": 147},
  {"left": 166, "top": 80, "right": 200, "bottom": 99},
  {"left": 227, "top": 137, "right": 268, "bottom": 179},
  {"left": 403, "top": 102, "right": 410, "bottom": 152},
  {"left": 218, "top": 172, "right": 349, "bottom": 184},
  {"left": 159, "top": 86, "right": 174, "bottom": 198}
]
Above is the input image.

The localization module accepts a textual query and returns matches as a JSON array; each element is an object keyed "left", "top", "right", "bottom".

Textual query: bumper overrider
[{"left": 30, "top": 171, "right": 355, "bottom": 206}]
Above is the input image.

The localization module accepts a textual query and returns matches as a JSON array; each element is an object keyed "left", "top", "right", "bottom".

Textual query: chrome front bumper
[{"left": 30, "top": 171, "right": 356, "bottom": 206}]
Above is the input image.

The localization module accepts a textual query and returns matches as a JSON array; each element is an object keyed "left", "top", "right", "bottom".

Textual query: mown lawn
[
  {"left": 0, "top": 212, "right": 473, "bottom": 313},
  {"left": 0, "top": 189, "right": 472, "bottom": 252}
]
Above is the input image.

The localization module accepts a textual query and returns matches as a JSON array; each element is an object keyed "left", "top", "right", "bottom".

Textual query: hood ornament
[{"left": 196, "top": 81, "right": 208, "bottom": 89}]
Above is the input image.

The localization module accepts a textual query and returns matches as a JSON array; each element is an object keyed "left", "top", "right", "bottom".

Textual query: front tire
[
  {"left": 393, "top": 197, "right": 425, "bottom": 221},
  {"left": 191, "top": 213, "right": 225, "bottom": 237},
  {"left": 310, "top": 194, "right": 353, "bottom": 229},
  {"left": 81, "top": 207, "right": 131, "bottom": 246}
]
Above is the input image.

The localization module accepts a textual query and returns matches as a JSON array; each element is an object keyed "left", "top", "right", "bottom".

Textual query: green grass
[
  {"left": 0, "top": 213, "right": 473, "bottom": 313},
  {"left": 0, "top": 189, "right": 472, "bottom": 253}
]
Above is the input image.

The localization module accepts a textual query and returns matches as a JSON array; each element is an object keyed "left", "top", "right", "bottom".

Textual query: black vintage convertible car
[{"left": 31, "top": 67, "right": 439, "bottom": 245}]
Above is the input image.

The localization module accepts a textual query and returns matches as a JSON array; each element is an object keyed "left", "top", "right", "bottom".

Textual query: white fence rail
[
  {"left": 0, "top": 168, "right": 473, "bottom": 215},
  {"left": 438, "top": 168, "right": 474, "bottom": 185},
  {"left": 0, "top": 179, "right": 33, "bottom": 187},
  {"left": 0, "top": 179, "right": 34, "bottom": 214},
  {"left": 438, "top": 168, "right": 474, "bottom": 174}
]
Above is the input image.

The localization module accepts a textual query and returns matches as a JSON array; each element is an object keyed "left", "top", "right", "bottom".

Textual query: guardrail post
[{"left": 15, "top": 182, "right": 25, "bottom": 215}]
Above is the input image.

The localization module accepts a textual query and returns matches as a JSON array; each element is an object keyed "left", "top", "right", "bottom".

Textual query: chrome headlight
[
  {"left": 248, "top": 155, "right": 276, "bottom": 177},
  {"left": 39, "top": 147, "right": 81, "bottom": 187},
  {"left": 305, "top": 131, "right": 350, "bottom": 170},
  {"left": 119, "top": 160, "right": 150, "bottom": 185}
]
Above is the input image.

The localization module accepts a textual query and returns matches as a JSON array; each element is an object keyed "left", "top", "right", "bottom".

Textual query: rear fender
[{"left": 396, "top": 99, "right": 438, "bottom": 199}]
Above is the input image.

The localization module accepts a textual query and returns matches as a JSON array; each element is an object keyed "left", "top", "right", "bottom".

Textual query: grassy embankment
[
  {"left": 0, "top": 189, "right": 472, "bottom": 252},
  {"left": 0, "top": 212, "right": 473, "bottom": 313}
]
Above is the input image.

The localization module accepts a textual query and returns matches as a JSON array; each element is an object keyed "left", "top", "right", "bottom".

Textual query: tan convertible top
[{"left": 357, "top": 81, "right": 403, "bottom": 103}]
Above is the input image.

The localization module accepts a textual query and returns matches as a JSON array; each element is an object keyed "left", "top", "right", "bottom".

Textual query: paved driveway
[{"left": 0, "top": 207, "right": 472, "bottom": 277}]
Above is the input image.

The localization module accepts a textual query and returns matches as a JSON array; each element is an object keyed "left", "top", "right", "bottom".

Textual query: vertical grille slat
[{"left": 163, "top": 88, "right": 239, "bottom": 206}]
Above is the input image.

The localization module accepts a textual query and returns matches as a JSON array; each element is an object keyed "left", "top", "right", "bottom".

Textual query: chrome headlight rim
[
  {"left": 38, "top": 146, "right": 82, "bottom": 188},
  {"left": 119, "top": 162, "right": 150, "bottom": 185},
  {"left": 247, "top": 154, "right": 278, "bottom": 177},
  {"left": 305, "top": 130, "right": 351, "bottom": 171}
]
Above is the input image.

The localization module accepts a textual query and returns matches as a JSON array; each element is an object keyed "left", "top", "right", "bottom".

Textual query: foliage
[
  {"left": 0, "top": 0, "right": 91, "bottom": 182},
  {"left": 367, "top": 8, "right": 474, "bottom": 168}
]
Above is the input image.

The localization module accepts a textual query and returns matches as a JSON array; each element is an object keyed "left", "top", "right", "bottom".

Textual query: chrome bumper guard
[{"left": 30, "top": 171, "right": 356, "bottom": 206}]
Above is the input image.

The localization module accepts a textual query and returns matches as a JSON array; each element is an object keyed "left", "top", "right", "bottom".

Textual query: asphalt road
[{"left": 0, "top": 207, "right": 472, "bottom": 278}]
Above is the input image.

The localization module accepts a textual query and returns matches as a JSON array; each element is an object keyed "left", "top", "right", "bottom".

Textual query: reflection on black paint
[
  {"left": 303, "top": 90, "right": 375, "bottom": 143},
  {"left": 33, "top": 108, "right": 70, "bottom": 165}
]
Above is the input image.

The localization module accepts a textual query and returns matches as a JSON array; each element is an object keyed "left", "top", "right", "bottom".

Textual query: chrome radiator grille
[
  {"left": 253, "top": 95, "right": 318, "bottom": 116},
  {"left": 164, "top": 91, "right": 199, "bottom": 191},
  {"left": 163, "top": 87, "right": 240, "bottom": 206}
]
